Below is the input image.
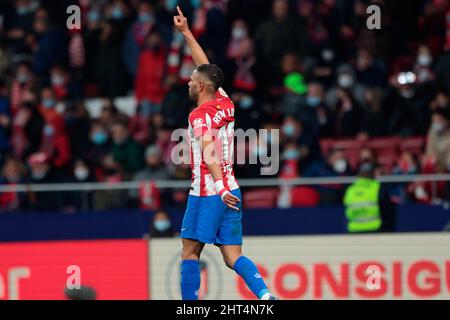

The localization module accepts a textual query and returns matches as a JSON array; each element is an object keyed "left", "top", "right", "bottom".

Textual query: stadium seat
[
  {"left": 377, "top": 153, "right": 397, "bottom": 174},
  {"left": 400, "top": 136, "right": 425, "bottom": 155},
  {"left": 368, "top": 137, "right": 401, "bottom": 151},
  {"left": 319, "top": 138, "right": 363, "bottom": 155},
  {"left": 344, "top": 149, "right": 361, "bottom": 171},
  {"left": 290, "top": 186, "right": 320, "bottom": 207},
  {"left": 243, "top": 188, "right": 279, "bottom": 209}
]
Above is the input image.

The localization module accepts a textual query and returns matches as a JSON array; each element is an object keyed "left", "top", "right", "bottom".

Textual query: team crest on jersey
[
  {"left": 193, "top": 118, "right": 203, "bottom": 126},
  {"left": 216, "top": 105, "right": 221, "bottom": 109}
]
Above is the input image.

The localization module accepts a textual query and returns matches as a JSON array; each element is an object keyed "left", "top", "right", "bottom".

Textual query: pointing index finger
[{"left": 176, "top": 6, "right": 184, "bottom": 18}]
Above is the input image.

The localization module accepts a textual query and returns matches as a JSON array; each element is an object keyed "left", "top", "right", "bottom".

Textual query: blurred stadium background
[{"left": 0, "top": 0, "right": 450, "bottom": 300}]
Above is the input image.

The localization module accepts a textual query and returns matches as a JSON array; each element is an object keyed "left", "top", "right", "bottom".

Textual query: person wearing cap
[{"left": 343, "top": 160, "right": 396, "bottom": 233}]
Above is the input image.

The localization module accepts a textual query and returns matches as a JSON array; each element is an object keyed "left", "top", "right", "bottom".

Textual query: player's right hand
[
  {"left": 222, "top": 192, "right": 241, "bottom": 211},
  {"left": 173, "top": 6, "right": 189, "bottom": 33}
]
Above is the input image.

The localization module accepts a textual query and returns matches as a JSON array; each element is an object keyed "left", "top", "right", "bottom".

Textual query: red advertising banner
[{"left": 0, "top": 239, "right": 149, "bottom": 300}]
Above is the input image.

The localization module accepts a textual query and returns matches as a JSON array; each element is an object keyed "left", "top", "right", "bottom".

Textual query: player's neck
[{"left": 197, "top": 94, "right": 216, "bottom": 107}]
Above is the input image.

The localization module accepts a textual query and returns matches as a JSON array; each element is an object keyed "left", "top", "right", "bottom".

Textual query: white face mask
[
  {"left": 399, "top": 89, "right": 415, "bottom": 99},
  {"left": 338, "top": 74, "right": 354, "bottom": 88},
  {"left": 74, "top": 167, "right": 89, "bottom": 181},
  {"left": 417, "top": 54, "right": 432, "bottom": 67},
  {"left": 333, "top": 160, "right": 347, "bottom": 173},
  {"left": 232, "top": 27, "right": 247, "bottom": 40},
  {"left": 431, "top": 122, "right": 445, "bottom": 133}
]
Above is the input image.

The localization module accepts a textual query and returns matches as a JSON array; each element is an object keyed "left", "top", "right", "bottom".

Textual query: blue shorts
[{"left": 181, "top": 189, "right": 243, "bottom": 245}]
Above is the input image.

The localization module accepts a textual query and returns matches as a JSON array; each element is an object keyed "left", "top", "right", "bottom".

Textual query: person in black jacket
[{"left": 149, "top": 209, "right": 178, "bottom": 238}]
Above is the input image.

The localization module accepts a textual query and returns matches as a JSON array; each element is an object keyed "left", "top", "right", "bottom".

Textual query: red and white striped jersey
[{"left": 188, "top": 88, "right": 239, "bottom": 196}]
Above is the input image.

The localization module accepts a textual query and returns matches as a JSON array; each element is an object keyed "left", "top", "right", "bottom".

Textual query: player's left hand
[
  {"left": 222, "top": 192, "right": 241, "bottom": 211},
  {"left": 173, "top": 6, "right": 189, "bottom": 33}
]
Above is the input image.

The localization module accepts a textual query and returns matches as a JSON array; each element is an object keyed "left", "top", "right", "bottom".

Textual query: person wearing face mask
[
  {"left": 325, "top": 64, "right": 366, "bottom": 109},
  {"left": 10, "top": 63, "right": 34, "bottom": 112},
  {"left": 425, "top": 108, "right": 450, "bottom": 172},
  {"left": 48, "top": 65, "right": 82, "bottom": 101},
  {"left": 227, "top": 19, "right": 250, "bottom": 60},
  {"left": 390, "top": 151, "right": 419, "bottom": 204},
  {"left": 65, "top": 159, "right": 96, "bottom": 211},
  {"left": 26, "top": 151, "right": 64, "bottom": 211},
  {"left": 414, "top": 45, "right": 435, "bottom": 84},
  {"left": 149, "top": 210, "right": 178, "bottom": 238},
  {"left": 135, "top": 31, "right": 167, "bottom": 109},
  {"left": 343, "top": 161, "right": 396, "bottom": 233},
  {"left": 281, "top": 117, "right": 321, "bottom": 173},
  {"left": 298, "top": 82, "right": 332, "bottom": 137},
  {"left": 303, "top": 148, "right": 353, "bottom": 205},
  {"left": 110, "top": 119, "right": 144, "bottom": 177}
]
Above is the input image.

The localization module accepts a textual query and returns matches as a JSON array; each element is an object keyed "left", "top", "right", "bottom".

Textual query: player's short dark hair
[{"left": 196, "top": 64, "right": 224, "bottom": 91}]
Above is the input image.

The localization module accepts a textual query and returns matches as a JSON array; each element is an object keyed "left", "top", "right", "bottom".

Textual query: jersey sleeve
[
  {"left": 215, "top": 87, "right": 232, "bottom": 101},
  {"left": 189, "top": 111, "right": 210, "bottom": 139}
]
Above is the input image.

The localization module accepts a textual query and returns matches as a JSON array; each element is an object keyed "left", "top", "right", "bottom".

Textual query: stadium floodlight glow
[{"left": 397, "top": 72, "right": 416, "bottom": 85}]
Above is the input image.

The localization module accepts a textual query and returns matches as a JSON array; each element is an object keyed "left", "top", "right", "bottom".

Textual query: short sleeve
[
  {"left": 190, "top": 113, "right": 210, "bottom": 139},
  {"left": 215, "top": 87, "right": 231, "bottom": 101}
]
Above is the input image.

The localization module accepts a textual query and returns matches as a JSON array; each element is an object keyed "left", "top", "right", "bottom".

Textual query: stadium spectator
[
  {"left": 0, "top": 79, "right": 11, "bottom": 154},
  {"left": 93, "top": 20, "right": 129, "bottom": 97},
  {"left": 255, "top": 0, "right": 308, "bottom": 76},
  {"left": 161, "top": 74, "right": 192, "bottom": 128},
  {"left": 390, "top": 151, "right": 420, "bottom": 204},
  {"left": 425, "top": 108, "right": 450, "bottom": 172},
  {"left": 26, "top": 151, "right": 64, "bottom": 211},
  {"left": 31, "top": 8, "right": 68, "bottom": 75},
  {"left": 11, "top": 90, "right": 44, "bottom": 161},
  {"left": 6, "top": 0, "right": 39, "bottom": 55},
  {"left": 149, "top": 209, "right": 178, "bottom": 238},
  {"left": 128, "top": 100, "right": 152, "bottom": 145},
  {"left": 130, "top": 144, "right": 170, "bottom": 208},
  {"left": 48, "top": 64, "right": 83, "bottom": 101},
  {"left": 331, "top": 87, "right": 364, "bottom": 137},
  {"left": 355, "top": 48, "right": 387, "bottom": 89},
  {"left": 134, "top": 30, "right": 167, "bottom": 109},
  {"left": 122, "top": 1, "right": 160, "bottom": 77},
  {"left": 92, "top": 153, "right": 128, "bottom": 210},
  {"left": 298, "top": 81, "right": 332, "bottom": 137},
  {"left": 0, "top": 157, "right": 29, "bottom": 211},
  {"left": 304, "top": 148, "right": 353, "bottom": 205},
  {"left": 110, "top": 119, "right": 144, "bottom": 177},
  {"left": 82, "top": 120, "right": 111, "bottom": 174},
  {"left": 65, "top": 158, "right": 96, "bottom": 212},
  {"left": 361, "top": 88, "right": 386, "bottom": 137},
  {"left": 325, "top": 63, "right": 366, "bottom": 109}
]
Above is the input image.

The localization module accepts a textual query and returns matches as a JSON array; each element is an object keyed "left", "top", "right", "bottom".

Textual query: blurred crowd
[{"left": 0, "top": 0, "right": 450, "bottom": 212}]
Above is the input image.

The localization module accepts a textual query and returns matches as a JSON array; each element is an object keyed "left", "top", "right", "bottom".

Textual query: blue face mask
[
  {"left": 306, "top": 95, "right": 321, "bottom": 108},
  {"left": 111, "top": 7, "right": 124, "bottom": 19},
  {"left": 42, "top": 98, "right": 55, "bottom": 108},
  {"left": 284, "top": 149, "right": 300, "bottom": 160},
  {"left": 240, "top": 96, "right": 253, "bottom": 109},
  {"left": 154, "top": 219, "right": 171, "bottom": 232},
  {"left": 166, "top": 0, "right": 178, "bottom": 11},
  {"left": 44, "top": 125, "right": 54, "bottom": 137},
  {"left": 282, "top": 124, "right": 295, "bottom": 137},
  {"left": 191, "top": 0, "right": 202, "bottom": 9},
  {"left": 91, "top": 131, "right": 108, "bottom": 145},
  {"left": 139, "top": 13, "right": 155, "bottom": 24},
  {"left": 17, "top": 6, "right": 30, "bottom": 15},
  {"left": 87, "top": 10, "right": 101, "bottom": 22}
]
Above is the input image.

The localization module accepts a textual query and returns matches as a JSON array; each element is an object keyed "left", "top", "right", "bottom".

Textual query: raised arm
[{"left": 173, "top": 6, "right": 209, "bottom": 66}]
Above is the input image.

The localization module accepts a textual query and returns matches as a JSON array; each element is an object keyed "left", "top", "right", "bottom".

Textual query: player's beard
[{"left": 188, "top": 86, "right": 199, "bottom": 104}]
